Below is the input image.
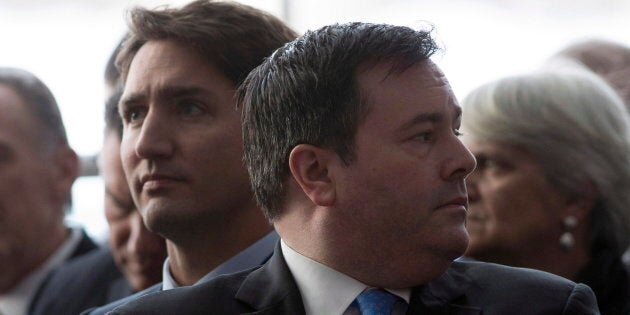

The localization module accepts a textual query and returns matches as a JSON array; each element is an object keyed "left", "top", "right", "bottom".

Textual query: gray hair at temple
[
  {"left": 553, "top": 39, "right": 630, "bottom": 107},
  {"left": 0, "top": 67, "right": 75, "bottom": 212},
  {"left": 461, "top": 68, "right": 630, "bottom": 256},
  {"left": 0, "top": 67, "right": 68, "bottom": 151}
]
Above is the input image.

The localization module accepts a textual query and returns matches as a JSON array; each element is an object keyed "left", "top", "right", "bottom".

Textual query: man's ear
[
  {"left": 51, "top": 145, "right": 80, "bottom": 206},
  {"left": 288, "top": 144, "right": 336, "bottom": 207}
]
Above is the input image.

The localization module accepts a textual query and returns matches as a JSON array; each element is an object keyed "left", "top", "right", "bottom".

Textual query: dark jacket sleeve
[{"left": 562, "top": 283, "right": 600, "bottom": 315}]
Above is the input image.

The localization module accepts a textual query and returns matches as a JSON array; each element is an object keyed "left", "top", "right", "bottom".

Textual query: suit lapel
[
  {"left": 406, "top": 261, "right": 481, "bottom": 315},
  {"left": 236, "top": 242, "right": 306, "bottom": 315},
  {"left": 71, "top": 229, "right": 98, "bottom": 258}
]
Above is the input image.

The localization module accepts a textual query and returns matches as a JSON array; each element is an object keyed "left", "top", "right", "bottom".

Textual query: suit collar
[
  {"left": 71, "top": 228, "right": 98, "bottom": 258},
  {"left": 407, "top": 261, "right": 481, "bottom": 314},
  {"left": 235, "top": 242, "right": 306, "bottom": 315},
  {"left": 235, "top": 244, "right": 480, "bottom": 315}
]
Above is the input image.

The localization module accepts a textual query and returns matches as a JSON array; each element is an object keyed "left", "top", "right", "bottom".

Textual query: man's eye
[
  {"left": 129, "top": 111, "right": 141, "bottom": 121},
  {"left": 122, "top": 107, "right": 147, "bottom": 123},
  {"left": 413, "top": 132, "right": 433, "bottom": 143},
  {"left": 477, "top": 157, "right": 499, "bottom": 171},
  {"left": 0, "top": 144, "right": 15, "bottom": 165},
  {"left": 179, "top": 101, "right": 203, "bottom": 116},
  {"left": 454, "top": 129, "right": 463, "bottom": 137}
]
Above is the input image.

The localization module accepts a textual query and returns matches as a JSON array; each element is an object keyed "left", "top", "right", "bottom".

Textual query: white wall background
[{"left": 0, "top": 0, "right": 628, "bottom": 242}]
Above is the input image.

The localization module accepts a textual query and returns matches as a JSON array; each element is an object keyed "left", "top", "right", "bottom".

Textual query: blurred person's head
[
  {"left": 554, "top": 39, "right": 630, "bottom": 106},
  {"left": 100, "top": 88, "right": 166, "bottom": 292},
  {"left": 116, "top": 0, "right": 296, "bottom": 285},
  {"left": 0, "top": 67, "right": 79, "bottom": 292},
  {"left": 240, "top": 22, "right": 476, "bottom": 288},
  {"left": 462, "top": 69, "right": 630, "bottom": 279},
  {"left": 104, "top": 34, "right": 128, "bottom": 96}
]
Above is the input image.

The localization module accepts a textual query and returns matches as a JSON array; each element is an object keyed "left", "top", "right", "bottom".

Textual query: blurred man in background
[
  {"left": 0, "top": 67, "right": 96, "bottom": 315},
  {"left": 554, "top": 39, "right": 630, "bottom": 107}
]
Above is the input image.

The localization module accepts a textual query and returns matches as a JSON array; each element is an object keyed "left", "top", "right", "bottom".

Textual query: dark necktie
[{"left": 355, "top": 288, "right": 400, "bottom": 315}]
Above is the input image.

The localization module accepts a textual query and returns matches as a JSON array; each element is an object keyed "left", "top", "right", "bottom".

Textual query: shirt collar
[
  {"left": 161, "top": 258, "right": 178, "bottom": 291},
  {"left": 281, "top": 240, "right": 410, "bottom": 315},
  {"left": 162, "top": 231, "right": 278, "bottom": 290},
  {"left": 0, "top": 226, "right": 83, "bottom": 315}
]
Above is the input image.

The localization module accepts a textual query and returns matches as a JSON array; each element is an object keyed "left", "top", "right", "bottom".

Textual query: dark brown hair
[{"left": 117, "top": 0, "right": 297, "bottom": 87}]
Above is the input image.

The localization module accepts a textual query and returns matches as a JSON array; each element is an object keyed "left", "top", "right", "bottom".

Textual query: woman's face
[{"left": 464, "top": 139, "right": 568, "bottom": 262}]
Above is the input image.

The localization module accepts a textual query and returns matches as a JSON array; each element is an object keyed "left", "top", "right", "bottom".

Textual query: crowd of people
[{"left": 0, "top": 0, "right": 628, "bottom": 314}]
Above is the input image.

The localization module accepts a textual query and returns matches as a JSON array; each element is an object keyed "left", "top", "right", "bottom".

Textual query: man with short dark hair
[
  {"left": 110, "top": 22, "right": 599, "bottom": 314},
  {"left": 84, "top": 1, "right": 297, "bottom": 314},
  {"left": 0, "top": 67, "right": 96, "bottom": 315}
]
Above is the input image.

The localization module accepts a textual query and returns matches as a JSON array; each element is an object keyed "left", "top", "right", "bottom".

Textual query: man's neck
[
  {"left": 165, "top": 214, "right": 273, "bottom": 286},
  {"left": 0, "top": 225, "right": 69, "bottom": 294}
]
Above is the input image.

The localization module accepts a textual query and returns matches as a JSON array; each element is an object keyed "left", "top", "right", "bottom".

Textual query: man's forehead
[
  {"left": 357, "top": 59, "right": 453, "bottom": 106},
  {"left": 0, "top": 85, "right": 37, "bottom": 132},
  {"left": 358, "top": 59, "right": 445, "bottom": 81}
]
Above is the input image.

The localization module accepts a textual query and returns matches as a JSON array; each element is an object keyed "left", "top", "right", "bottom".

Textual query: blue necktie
[{"left": 355, "top": 288, "right": 400, "bottom": 315}]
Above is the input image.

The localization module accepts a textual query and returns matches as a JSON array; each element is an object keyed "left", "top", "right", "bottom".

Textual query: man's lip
[
  {"left": 140, "top": 174, "right": 181, "bottom": 184},
  {"left": 436, "top": 196, "right": 469, "bottom": 210},
  {"left": 138, "top": 173, "right": 184, "bottom": 189}
]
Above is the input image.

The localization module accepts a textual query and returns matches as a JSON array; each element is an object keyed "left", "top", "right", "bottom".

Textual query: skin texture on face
[
  {"left": 318, "top": 61, "right": 476, "bottom": 287},
  {"left": 101, "top": 130, "right": 166, "bottom": 292},
  {"left": 119, "top": 39, "right": 257, "bottom": 243},
  {"left": 0, "top": 85, "right": 69, "bottom": 292},
  {"left": 464, "top": 140, "right": 569, "bottom": 265}
]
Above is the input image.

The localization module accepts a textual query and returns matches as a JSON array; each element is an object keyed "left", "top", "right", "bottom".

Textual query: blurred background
[{"left": 1, "top": 0, "right": 628, "bottom": 243}]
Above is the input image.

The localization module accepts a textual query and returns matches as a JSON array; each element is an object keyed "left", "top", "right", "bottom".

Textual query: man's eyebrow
[
  {"left": 398, "top": 112, "right": 443, "bottom": 132},
  {"left": 399, "top": 106, "right": 462, "bottom": 132},
  {"left": 119, "top": 92, "right": 144, "bottom": 110},
  {"left": 119, "top": 86, "right": 207, "bottom": 108},
  {"left": 157, "top": 86, "right": 206, "bottom": 100}
]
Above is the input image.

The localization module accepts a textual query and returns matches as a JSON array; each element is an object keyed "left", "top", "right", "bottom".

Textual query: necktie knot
[{"left": 355, "top": 288, "right": 400, "bottom": 315}]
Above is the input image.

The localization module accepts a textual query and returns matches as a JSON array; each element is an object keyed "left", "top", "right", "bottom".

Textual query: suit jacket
[
  {"left": 27, "top": 229, "right": 98, "bottom": 314},
  {"left": 29, "top": 247, "right": 133, "bottom": 315},
  {"left": 82, "top": 283, "right": 162, "bottom": 315},
  {"left": 88, "top": 231, "right": 278, "bottom": 315},
  {"left": 109, "top": 243, "right": 600, "bottom": 315},
  {"left": 69, "top": 229, "right": 99, "bottom": 259}
]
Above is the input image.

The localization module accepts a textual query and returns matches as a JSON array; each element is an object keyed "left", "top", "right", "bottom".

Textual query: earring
[{"left": 559, "top": 215, "right": 578, "bottom": 251}]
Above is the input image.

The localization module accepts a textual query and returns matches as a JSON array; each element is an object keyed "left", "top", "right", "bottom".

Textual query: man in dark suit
[
  {"left": 0, "top": 68, "right": 97, "bottom": 315},
  {"left": 81, "top": 1, "right": 297, "bottom": 314},
  {"left": 110, "top": 22, "right": 600, "bottom": 314}
]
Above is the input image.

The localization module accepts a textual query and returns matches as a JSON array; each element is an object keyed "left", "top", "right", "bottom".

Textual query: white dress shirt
[
  {"left": 0, "top": 227, "right": 83, "bottom": 315},
  {"left": 281, "top": 240, "right": 410, "bottom": 315},
  {"left": 162, "top": 231, "right": 278, "bottom": 290}
]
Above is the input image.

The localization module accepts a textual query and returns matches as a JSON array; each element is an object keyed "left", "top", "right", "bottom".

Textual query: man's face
[
  {"left": 0, "top": 85, "right": 63, "bottom": 291},
  {"left": 464, "top": 140, "right": 566, "bottom": 262},
  {"left": 119, "top": 40, "right": 254, "bottom": 237},
  {"left": 327, "top": 61, "right": 476, "bottom": 286},
  {"left": 101, "top": 130, "right": 166, "bottom": 291}
]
